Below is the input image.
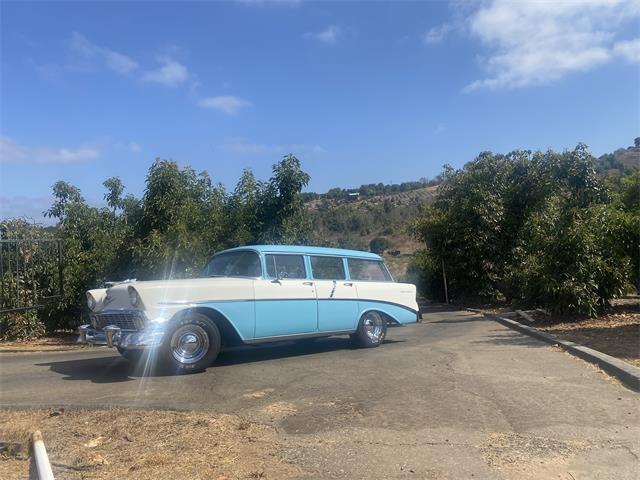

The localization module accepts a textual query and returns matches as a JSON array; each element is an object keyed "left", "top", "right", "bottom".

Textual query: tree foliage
[
  {"left": 13, "top": 154, "right": 312, "bottom": 333},
  {"left": 414, "top": 144, "right": 636, "bottom": 315}
]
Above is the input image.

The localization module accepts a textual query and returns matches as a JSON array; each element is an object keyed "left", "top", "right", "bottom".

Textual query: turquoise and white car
[{"left": 78, "top": 245, "right": 419, "bottom": 372}]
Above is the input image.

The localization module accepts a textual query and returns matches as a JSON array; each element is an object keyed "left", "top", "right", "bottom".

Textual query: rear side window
[
  {"left": 265, "top": 254, "right": 307, "bottom": 279},
  {"left": 310, "top": 256, "right": 346, "bottom": 280},
  {"left": 348, "top": 259, "right": 392, "bottom": 282}
]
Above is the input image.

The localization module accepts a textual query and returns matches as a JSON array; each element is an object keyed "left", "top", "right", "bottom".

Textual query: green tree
[
  {"left": 103, "top": 177, "right": 125, "bottom": 213},
  {"left": 414, "top": 144, "right": 633, "bottom": 314},
  {"left": 45, "top": 181, "right": 84, "bottom": 221},
  {"left": 260, "top": 154, "right": 311, "bottom": 243},
  {"left": 227, "top": 169, "right": 264, "bottom": 246},
  {"left": 133, "top": 159, "right": 226, "bottom": 279}
]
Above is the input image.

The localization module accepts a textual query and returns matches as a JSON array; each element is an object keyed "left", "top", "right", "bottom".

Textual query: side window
[
  {"left": 348, "top": 259, "right": 392, "bottom": 282},
  {"left": 310, "top": 256, "right": 346, "bottom": 280},
  {"left": 265, "top": 254, "right": 307, "bottom": 279},
  {"left": 203, "top": 251, "right": 262, "bottom": 277}
]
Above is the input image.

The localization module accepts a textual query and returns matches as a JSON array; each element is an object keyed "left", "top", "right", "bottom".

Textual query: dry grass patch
[{"left": 0, "top": 408, "right": 301, "bottom": 480}]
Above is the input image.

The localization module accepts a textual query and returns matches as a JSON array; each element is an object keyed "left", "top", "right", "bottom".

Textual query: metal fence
[{"left": 0, "top": 239, "right": 63, "bottom": 314}]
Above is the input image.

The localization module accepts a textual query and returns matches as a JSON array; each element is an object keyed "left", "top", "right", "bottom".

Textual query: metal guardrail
[{"left": 0, "top": 239, "right": 63, "bottom": 315}]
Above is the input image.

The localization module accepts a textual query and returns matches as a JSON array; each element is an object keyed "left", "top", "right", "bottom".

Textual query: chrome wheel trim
[
  {"left": 170, "top": 324, "right": 210, "bottom": 365},
  {"left": 362, "top": 312, "right": 384, "bottom": 343}
]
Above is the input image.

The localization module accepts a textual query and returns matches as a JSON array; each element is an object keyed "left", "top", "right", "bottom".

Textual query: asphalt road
[{"left": 1, "top": 307, "right": 638, "bottom": 479}]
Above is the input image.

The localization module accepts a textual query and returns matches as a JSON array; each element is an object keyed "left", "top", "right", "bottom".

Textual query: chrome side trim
[
  {"left": 244, "top": 329, "right": 355, "bottom": 344},
  {"left": 159, "top": 298, "right": 418, "bottom": 314}
]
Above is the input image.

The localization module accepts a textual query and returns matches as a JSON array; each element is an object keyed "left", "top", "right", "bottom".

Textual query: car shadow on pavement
[
  {"left": 36, "top": 355, "right": 142, "bottom": 383},
  {"left": 216, "top": 337, "right": 405, "bottom": 367},
  {"left": 36, "top": 337, "right": 406, "bottom": 382}
]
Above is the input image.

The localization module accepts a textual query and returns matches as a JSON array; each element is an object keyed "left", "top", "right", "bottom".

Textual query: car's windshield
[{"left": 202, "top": 251, "right": 262, "bottom": 278}]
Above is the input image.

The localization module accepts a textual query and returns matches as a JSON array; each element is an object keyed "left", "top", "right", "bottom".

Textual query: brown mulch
[
  {"left": 512, "top": 301, "right": 640, "bottom": 369},
  {"left": 0, "top": 408, "right": 301, "bottom": 480}
]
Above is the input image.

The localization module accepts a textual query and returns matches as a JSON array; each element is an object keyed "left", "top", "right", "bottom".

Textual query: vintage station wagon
[{"left": 78, "top": 245, "right": 419, "bottom": 372}]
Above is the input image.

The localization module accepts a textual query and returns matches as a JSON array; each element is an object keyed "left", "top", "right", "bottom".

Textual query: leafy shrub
[{"left": 0, "top": 310, "right": 46, "bottom": 341}]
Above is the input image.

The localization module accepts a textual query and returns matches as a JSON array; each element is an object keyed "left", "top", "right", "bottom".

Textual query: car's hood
[{"left": 88, "top": 276, "right": 256, "bottom": 313}]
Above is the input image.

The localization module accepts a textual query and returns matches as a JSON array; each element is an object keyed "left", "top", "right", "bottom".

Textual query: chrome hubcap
[
  {"left": 170, "top": 325, "right": 209, "bottom": 365},
  {"left": 362, "top": 312, "right": 384, "bottom": 342}
]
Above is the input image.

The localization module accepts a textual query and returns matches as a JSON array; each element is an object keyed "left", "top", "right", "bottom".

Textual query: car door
[
  {"left": 310, "top": 256, "right": 359, "bottom": 332},
  {"left": 254, "top": 253, "right": 318, "bottom": 338}
]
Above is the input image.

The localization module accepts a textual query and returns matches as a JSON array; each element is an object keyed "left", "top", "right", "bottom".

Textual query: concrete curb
[{"left": 487, "top": 313, "right": 640, "bottom": 392}]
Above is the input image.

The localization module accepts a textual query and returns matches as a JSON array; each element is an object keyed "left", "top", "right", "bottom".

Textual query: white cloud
[
  {"left": 304, "top": 25, "right": 340, "bottom": 45},
  {"left": 464, "top": 0, "right": 640, "bottom": 91},
  {"left": 69, "top": 32, "right": 138, "bottom": 75},
  {"left": 613, "top": 38, "right": 640, "bottom": 63},
  {"left": 422, "top": 24, "right": 453, "bottom": 45},
  {"left": 224, "top": 138, "right": 323, "bottom": 155},
  {"left": 198, "top": 95, "right": 252, "bottom": 115},
  {"left": 0, "top": 196, "right": 57, "bottom": 225},
  {"left": 0, "top": 136, "right": 100, "bottom": 165},
  {"left": 142, "top": 57, "right": 189, "bottom": 87}
]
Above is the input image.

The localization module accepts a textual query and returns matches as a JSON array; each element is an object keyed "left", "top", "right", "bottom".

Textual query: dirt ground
[
  {"left": 0, "top": 408, "right": 300, "bottom": 480},
  {"left": 0, "top": 333, "right": 83, "bottom": 353}
]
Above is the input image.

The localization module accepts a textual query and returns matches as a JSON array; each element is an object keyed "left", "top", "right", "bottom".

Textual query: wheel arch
[
  {"left": 359, "top": 307, "right": 401, "bottom": 326},
  {"left": 171, "top": 307, "right": 245, "bottom": 347}
]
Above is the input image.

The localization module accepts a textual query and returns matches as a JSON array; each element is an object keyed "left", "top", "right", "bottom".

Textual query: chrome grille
[{"left": 92, "top": 311, "right": 145, "bottom": 331}]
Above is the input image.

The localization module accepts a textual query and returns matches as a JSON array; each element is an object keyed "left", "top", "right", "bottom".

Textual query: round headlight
[
  {"left": 128, "top": 286, "right": 140, "bottom": 307},
  {"left": 86, "top": 292, "right": 96, "bottom": 311}
]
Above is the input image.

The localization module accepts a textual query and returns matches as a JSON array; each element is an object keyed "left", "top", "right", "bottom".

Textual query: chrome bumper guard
[{"left": 77, "top": 324, "right": 165, "bottom": 349}]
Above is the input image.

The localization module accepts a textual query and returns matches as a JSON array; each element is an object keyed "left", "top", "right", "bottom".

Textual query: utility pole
[{"left": 441, "top": 258, "right": 449, "bottom": 304}]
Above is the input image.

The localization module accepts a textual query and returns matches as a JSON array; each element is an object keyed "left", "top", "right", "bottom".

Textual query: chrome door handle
[
  {"left": 302, "top": 281, "right": 314, "bottom": 286},
  {"left": 344, "top": 282, "right": 353, "bottom": 286}
]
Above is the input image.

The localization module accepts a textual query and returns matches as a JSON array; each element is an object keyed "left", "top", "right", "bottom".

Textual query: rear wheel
[
  {"left": 351, "top": 311, "right": 387, "bottom": 348},
  {"left": 160, "top": 314, "right": 221, "bottom": 374}
]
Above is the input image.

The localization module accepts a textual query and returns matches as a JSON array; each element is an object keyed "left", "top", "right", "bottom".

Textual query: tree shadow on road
[
  {"left": 429, "top": 317, "right": 486, "bottom": 324},
  {"left": 216, "top": 337, "right": 405, "bottom": 367},
  {"left": 472, "top": 330, "right": 548, "bottom": 348}
]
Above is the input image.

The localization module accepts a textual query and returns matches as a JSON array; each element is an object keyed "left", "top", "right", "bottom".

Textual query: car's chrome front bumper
[{"left": 77, "top": 324, "right": 165, "bottom": 349}]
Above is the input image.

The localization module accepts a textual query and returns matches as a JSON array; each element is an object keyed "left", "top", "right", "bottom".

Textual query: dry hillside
[{"left": 306, "top": 186, "right": 437, "bottom": 279}]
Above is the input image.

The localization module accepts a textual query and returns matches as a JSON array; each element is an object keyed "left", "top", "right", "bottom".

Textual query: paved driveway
[{"left": 1, "top": 307, "right": 638, "bottom": 479}]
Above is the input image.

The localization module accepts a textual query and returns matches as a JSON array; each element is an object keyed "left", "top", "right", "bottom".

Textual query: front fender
[{"left": 168, "top": 302, "right": 254, "bottom": 343}]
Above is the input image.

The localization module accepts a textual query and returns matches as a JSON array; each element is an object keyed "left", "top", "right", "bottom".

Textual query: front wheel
[
  {"left": 351, "top": 311, "right": 387, "bottom": 348},
  {"left": 159, "top": 314, "right": 221, "bottom": 374}
]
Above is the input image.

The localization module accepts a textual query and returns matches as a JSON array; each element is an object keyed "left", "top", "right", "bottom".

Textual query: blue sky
[{"left": 1, "top": 0, "right": 639, "bottom": 222}]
